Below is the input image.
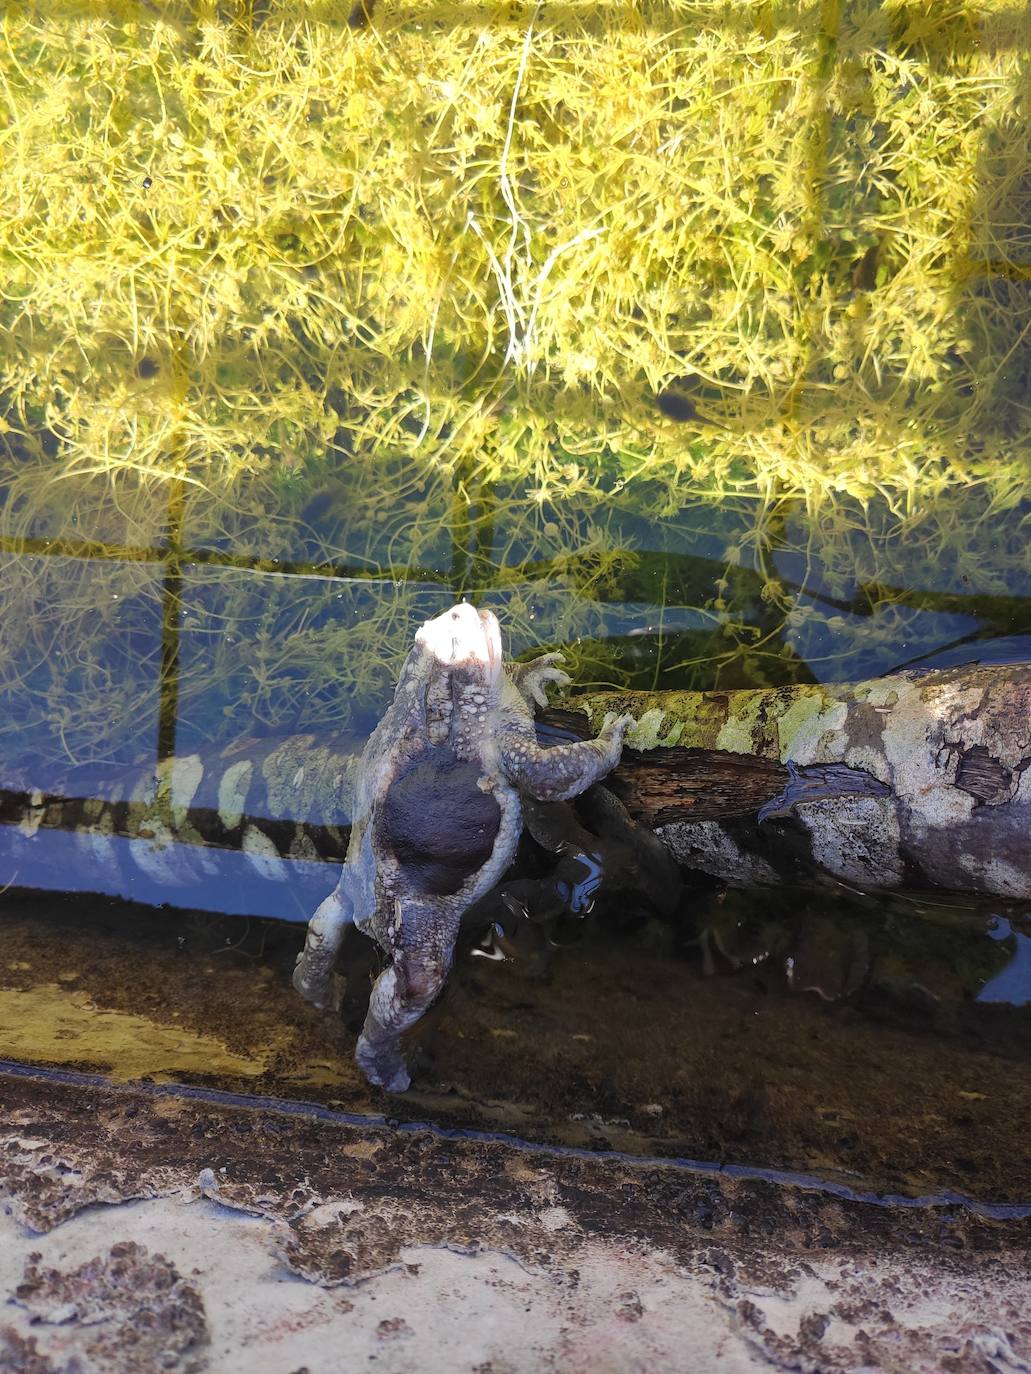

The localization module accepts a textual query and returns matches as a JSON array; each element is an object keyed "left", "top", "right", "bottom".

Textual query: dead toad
[{"left": 292, "top": 601, "right": 636, "bottom": 1092}]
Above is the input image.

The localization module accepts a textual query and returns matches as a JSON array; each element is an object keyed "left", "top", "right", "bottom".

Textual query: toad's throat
[{"left": 415, "top": 604, "right": 502, "bottom": 683}]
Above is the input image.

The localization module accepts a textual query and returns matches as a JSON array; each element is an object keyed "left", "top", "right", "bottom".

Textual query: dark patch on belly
[{"left": 381, "top": 746, "right": 501, "bottom": 895}]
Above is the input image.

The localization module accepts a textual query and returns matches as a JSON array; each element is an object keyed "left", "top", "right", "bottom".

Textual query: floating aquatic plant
[
  {"left": 3, "top": 0, "right": 1029, "bottom": 501},
  {"left": 1, "top": 0, "right": 1029, "bottom": 771}
]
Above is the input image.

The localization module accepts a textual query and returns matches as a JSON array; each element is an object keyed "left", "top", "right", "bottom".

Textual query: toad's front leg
[{"left": 500, "top": 712, "right": 637, "bottom": 802}]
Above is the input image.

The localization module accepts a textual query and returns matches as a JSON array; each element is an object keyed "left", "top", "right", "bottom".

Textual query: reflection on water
[
  {"left": 980, "top": 916, "right": 1031, "bottom": 1007},
  {"left": 2, "top": 0, "right": 1031, "bottom": 1202},
  {"left": 4, "top": 479, "right": 1031, "bottom": 778}
]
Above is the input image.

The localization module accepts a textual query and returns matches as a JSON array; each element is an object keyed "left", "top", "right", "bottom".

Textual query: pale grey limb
[
  {"left": 354, "top": 906, "right": 461, "bottom": 1093},
  {"left": 292, "top": 877, "right": 354, "bottom": 1011},
  {"left": 507, "top": 652, "right": 571, "bottom": 708},
  {"left": 500, "top": 711, "right": 637, "bottom": 802}
]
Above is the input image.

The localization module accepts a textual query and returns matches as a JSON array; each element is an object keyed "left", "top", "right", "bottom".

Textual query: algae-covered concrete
[{"left": 0, "top": 1070, "right": 1028, "bottom": 1374}]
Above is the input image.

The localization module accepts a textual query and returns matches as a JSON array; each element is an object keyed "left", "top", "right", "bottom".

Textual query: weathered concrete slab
[{"left": 0, "top": 1071, "right": 1028, "bottom": 1373}]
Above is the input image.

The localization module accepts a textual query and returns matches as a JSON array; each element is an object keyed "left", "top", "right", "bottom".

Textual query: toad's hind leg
[
  {"left": 293, "top": 875, "right": 355, "bottom": 1011},
  {"left": 355, "top": 911, "right": 459, "bottom": 1093}
]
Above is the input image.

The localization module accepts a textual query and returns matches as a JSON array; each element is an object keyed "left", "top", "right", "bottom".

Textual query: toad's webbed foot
[
  {"left": 507, "top": 652, "right": 571, "bottom": 708},
  {"left": 355, "top": 1026, "right": 411, "bottom": 1093}
]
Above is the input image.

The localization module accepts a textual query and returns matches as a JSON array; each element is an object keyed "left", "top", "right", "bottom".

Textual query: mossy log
[{"left": 543, "top": 662, "right": 1031, "bottom": 899}]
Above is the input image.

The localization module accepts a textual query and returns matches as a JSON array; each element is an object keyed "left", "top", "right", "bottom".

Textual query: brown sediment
[
  {"left": 3, "top": 1242, "right": 208, "bottom": 1372},
  {"left": 0, "top": 887, "right": 1028, "bottom": 1205},
  {"left": 1, "top": 1067, "right": 1028, "bottom": 1374},
  {"left": 0, "top": 1067, "right": 1026, "bottom": 1256}
]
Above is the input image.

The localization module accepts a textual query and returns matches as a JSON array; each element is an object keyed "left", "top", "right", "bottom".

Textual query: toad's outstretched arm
[{"left": 500, "top": 712, "right": 636, "bottom": 803}]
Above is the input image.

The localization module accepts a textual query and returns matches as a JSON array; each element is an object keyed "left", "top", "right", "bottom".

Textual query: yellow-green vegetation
[{"left": 1, "top": 0, "right": 1029, "bottom": 770}]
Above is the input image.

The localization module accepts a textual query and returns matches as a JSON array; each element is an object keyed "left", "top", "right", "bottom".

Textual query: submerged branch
[{"left": 545, "top": 662, "right": 1031, "bottom": 899}]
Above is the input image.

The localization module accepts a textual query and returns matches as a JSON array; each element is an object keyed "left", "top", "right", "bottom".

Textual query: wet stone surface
[{"left": 0, "top": 1071, "right": 1028, "bottom": 1373}]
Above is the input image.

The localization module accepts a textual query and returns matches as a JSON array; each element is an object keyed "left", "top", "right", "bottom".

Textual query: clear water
[
  {"left": 1, "top": 474, "right": 1029, "bottom": 1204},
  {"left": 1, "top": 2, "right": 1030, "bottom": 1206}
]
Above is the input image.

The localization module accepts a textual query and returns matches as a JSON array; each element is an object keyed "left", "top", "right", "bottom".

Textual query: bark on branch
[{"left": 543, "top": 662, "right": 1031, "bottom": 899}]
